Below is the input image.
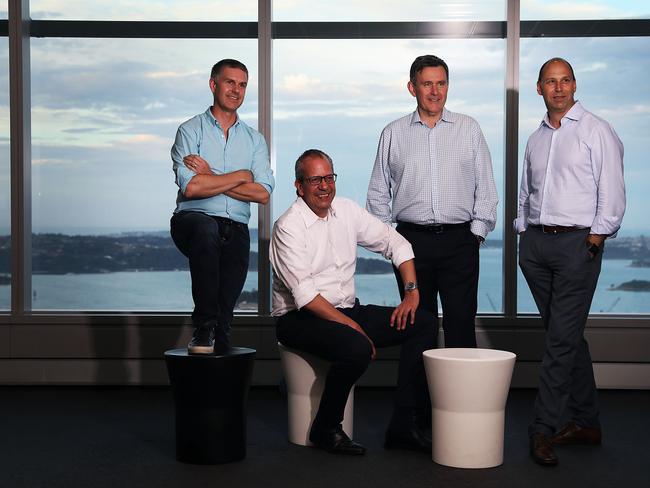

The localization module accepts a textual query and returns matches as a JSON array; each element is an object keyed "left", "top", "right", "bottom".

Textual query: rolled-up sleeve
[
  {"left": 270, "top": 219, "right": 319, "bottom": 310},
  {"left": 250, "top": 133, "right": 275, "bottom": 195},
  {"left": 171, "top": 126, "right": 198, "bottom": 195},
  {"left": 353, "top": 202, "right": 414, "bottom": 268}
]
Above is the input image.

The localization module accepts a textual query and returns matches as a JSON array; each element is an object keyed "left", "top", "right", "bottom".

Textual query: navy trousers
[
  {"left": 395, "top": 224, "right": 479, "bottom": 348},
  {"left": 170, "top": 211, "right": 250, "bottom": 348},
  {"left": 519, "top": 227, "right": 602, "bottom": 436}
]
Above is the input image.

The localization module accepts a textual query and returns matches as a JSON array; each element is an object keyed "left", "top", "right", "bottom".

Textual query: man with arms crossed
[
  {"left": 516, "top": 58, "right": 625, "bottom": 466},
  {"left": 171, "top": 59, "right": 275, "bottom": 354},
  {"left": 367, "top": 54, "right": 498, "bottom": 350},
  {"left": 271, "top": 149, "right": 436, "bottom": 455}
]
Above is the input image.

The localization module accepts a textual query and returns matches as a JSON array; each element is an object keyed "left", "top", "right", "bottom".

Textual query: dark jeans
[
  {"left": 519, "top": 227, "right": 602, "bottom": 436},
  {"left": 395, "top": 223, "right": 479, "bottom": 348},
  {"left": 170, "top": 211, "right": 250, "bottom": 348},
  {"left": 276, "top": 301, "right": 436, "bottom": 433}
]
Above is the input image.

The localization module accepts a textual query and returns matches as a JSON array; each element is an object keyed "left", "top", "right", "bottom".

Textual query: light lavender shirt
[
  {"left": 514, "top": 101, "right": 625, "bottom": 235},
  {"left": 270, "top": 197, "right": 414, "bottom": 317},
  {"left": 366, "top": 109, "right": 498, "bottom": 238}
]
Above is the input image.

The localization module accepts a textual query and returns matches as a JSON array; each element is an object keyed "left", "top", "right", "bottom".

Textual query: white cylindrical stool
[
  {"left": 278, "top": 343, "right": 354, "bottom": 446},
  {"left": 423, "top": 348, "right": 516, "bottom": 469}
]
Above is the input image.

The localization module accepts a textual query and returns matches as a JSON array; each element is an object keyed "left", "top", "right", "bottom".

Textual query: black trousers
[
  {"left": 276, "top": 302, "right": 436, "bottom": 433},
  {"left": 395, "top": 223, "right": 479, "bottom": 348},
  {"left": 519, "top": 227, "right": 602, "bottom": 436},
  {"left": 170, "top": 211, "right": 250, "bottom": 347}
]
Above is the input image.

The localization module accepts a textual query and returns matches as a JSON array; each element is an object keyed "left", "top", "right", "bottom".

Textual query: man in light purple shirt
[
  {"left": 271, "top": 149, "right": 436, "bottom": 455},
  {"left": 516, "top": 58, "right": 625, "bottom": 467}
]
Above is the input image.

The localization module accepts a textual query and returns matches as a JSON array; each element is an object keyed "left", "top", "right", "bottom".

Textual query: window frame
[{"left": 2, "top": 0, "right": 650, "bottom": 327}]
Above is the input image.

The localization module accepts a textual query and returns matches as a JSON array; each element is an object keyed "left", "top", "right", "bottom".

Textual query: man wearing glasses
[
  {"left": 270, "top": 149, "right": 436, "bottom": 455},
  {"left": 170, "top": 59, "right": 275, "bottom": 355}
]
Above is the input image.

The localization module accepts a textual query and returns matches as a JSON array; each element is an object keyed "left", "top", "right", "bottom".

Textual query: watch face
[{"left": 405, "top": 282, "right": 417, "bottom": 291}]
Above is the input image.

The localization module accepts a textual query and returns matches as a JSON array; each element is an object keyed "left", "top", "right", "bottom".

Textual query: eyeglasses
[{"left": 302, "top": 173, "right": 337, "bottom": 186}]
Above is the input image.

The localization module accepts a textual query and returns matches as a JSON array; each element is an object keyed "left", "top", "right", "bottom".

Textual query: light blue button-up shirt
[
  {"left": 172, "top": 108, "right": 274, "bottom": 224},
  {"left": 514, "top": 101, "right": 625, "bottom": 236},
  {"left": 366, "top": 109, "right": 498, "bottom": 238}
]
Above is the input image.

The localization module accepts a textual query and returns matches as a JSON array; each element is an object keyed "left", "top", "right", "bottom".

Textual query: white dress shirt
[
  {"left": 270, "top": 196, "right": 415, "bottom": 317},
  {"left": 366, "top": 109, "right": 498, "bottom": 238},
  {"left": 514, "top": 101, "right": 626, "bottom": 235}
]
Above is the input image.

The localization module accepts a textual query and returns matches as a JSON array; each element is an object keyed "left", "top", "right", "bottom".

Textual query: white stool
[
  {"left": 278, "top": 343, "right": 354, "bottom": 446},
  {"left": 423, "top": 348, "right": 516, "bottom": 468}
]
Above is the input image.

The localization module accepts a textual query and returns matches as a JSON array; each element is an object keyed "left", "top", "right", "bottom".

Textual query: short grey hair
[{"left": 294, "top": 149, "right": 334, "bottom": 181}]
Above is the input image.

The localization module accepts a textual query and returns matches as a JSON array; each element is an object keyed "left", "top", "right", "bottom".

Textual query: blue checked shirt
[{"left": 366, "top": 109, "right": 498, "bottom": 238}]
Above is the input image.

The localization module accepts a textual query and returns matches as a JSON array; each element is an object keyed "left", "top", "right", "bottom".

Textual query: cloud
[
  {"left": 581, "top": 62, "right": 608, "bottom": 73},
  {"left": 122, "top": 133, "right": 169, "bottom": 146},
  {"left": 145, "top": 70, "right": 202, "bottom": 80},
  {"left": 279, "top": 74, "right": 319, "bottom": 95}
]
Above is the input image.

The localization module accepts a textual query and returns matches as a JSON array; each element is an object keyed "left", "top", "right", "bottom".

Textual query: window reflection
[
  {"left": 521, "top": 0, "right": 650, "bottom": 20},
  {"left": 274, "top": 0, "right": 505, "bottom": 21},
  {"left": 30, "top": 38, "right": 259, "bottom": 311},
  {"left": 30, "top": 0, "right": 257, "bottom": 21}
]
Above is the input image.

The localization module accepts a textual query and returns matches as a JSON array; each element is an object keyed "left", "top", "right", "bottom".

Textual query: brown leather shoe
[
  {"left": 530, "top": 433, "right": 558, "bottom": 466},
  {"left": 551, "top": 422, "right": 602, "bottom": 446}
]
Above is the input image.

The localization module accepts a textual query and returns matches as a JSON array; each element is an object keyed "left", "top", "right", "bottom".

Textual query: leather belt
[
  {"left": 397, "top": 221, "right": 470, "bottom": 234},
  {"left": 530, "top": 224, "right": 584, "bottom": 234}
]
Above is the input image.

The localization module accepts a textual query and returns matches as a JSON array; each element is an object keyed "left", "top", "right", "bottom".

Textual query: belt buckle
[
  {"left": 431, "top": 224, "right": 444, "bottom": 234},
  {"left": 542, "top": 225, "right": 558, "bottom": 235}
]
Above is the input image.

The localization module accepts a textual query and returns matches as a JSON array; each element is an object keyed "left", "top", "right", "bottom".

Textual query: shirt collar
[
  {"left": 541, "top": 100, "right": 584, "bottom": 128},
  {"left": 409, "top": 107, "right": 455, "bottom": 126},
  {"left": 295, "top": 196, "right": 337, "bottom": 228},
  {"left": 204, "top": 107, "right": 240, "bottom": 129}
]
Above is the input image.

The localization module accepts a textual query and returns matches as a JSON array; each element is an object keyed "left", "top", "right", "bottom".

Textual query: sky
[{"left": 0, "top": 1, "right": 649, "bottom": 237}]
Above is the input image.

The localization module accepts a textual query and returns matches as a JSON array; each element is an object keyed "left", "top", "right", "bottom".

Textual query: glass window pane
[
  {"left": 31, "top": 38, "right": 259, "bottom": 311},
  {"left": 273, "top": 39, "right": 504, "bottom": 312},
  {"left": 30, "top": 0, "right": 257, "bottom": 21},
  {"left": 522, "top": 0, "right": 650, "bottom": 20},
  {"left": 274, "top": 0, "right": 505, "bottom": 21},
  {"left": 0, "top": 36, "right": 8, "bottom": 310},
  {"left": 518, "top": 37, "right": 650, "bottom": 314}
]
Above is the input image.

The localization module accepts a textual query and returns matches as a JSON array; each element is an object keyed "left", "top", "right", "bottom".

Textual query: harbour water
[{"left": 1, "top": 248, "right": 649, "bottom": 314}]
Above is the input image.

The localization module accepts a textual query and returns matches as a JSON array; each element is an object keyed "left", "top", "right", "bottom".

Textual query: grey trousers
[{"left": 519, "top": 226, "right": 602, "bottom": 437}]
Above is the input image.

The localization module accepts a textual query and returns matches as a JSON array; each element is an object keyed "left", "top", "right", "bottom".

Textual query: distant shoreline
[{"left": 1, "top": 232, "right": 650, "bottom": 279}]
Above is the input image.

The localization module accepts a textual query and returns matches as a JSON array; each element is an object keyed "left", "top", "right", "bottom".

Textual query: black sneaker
[{"left": 188, "top": 327, "right": 215, "bottom": 355}]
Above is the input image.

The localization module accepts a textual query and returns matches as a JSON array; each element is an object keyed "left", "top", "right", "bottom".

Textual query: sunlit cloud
[
  {"left": 144, "top": 101, "right": 167, "bottom": 110},
  {"left": 145, "top": 70, "right": 202, "bottom": 80},
  {"left": 122, "top": 133, "right": 168, "bottom": 145},
  {"left": 581, "top": 62, "right": 608, "bottom": 73},
  {"left": 279, "top": 74, "right": 319, "bottom": 95}
]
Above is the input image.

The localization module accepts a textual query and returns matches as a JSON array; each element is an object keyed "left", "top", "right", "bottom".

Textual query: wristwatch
[{"left": 404, "top": 281, "right": 418, "bottom": 292}]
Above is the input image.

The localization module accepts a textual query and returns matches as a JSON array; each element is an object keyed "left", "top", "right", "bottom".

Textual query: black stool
[{"left": 164, "top": 347, "right": 256, "bottom": 464}]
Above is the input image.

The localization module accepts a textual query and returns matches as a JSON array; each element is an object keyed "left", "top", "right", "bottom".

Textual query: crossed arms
[{"left": 182, "top": 154, "right": 270, "bottom": 204}]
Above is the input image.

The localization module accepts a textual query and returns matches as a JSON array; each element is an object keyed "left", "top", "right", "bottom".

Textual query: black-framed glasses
[{"left": 302, "top": 173, "right": 337, "bottom": 186}]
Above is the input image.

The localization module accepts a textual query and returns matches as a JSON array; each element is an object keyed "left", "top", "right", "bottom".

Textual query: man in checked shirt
[{"left": 366, "top": 54, "right": 498, "bottom": 350}]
